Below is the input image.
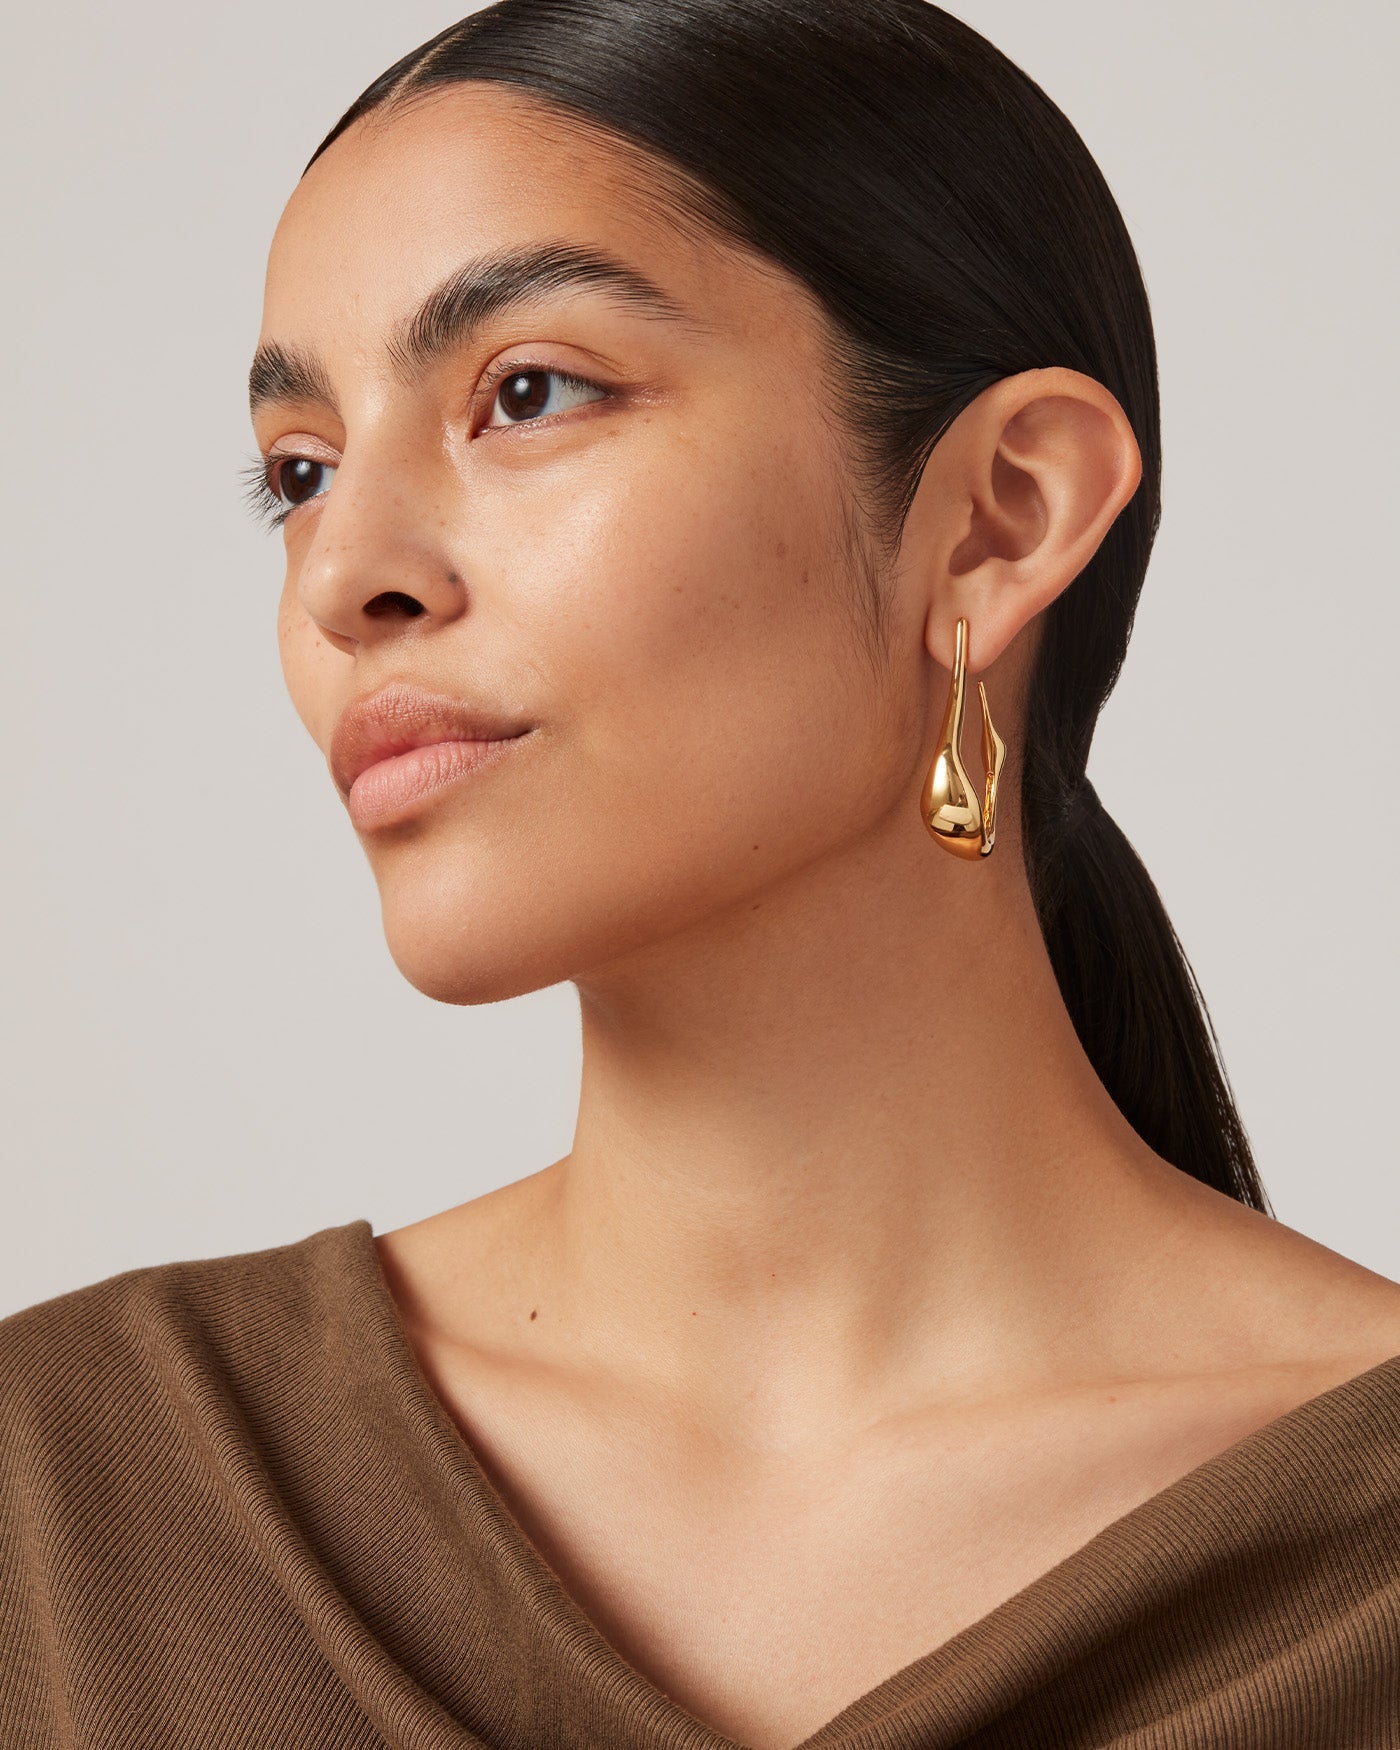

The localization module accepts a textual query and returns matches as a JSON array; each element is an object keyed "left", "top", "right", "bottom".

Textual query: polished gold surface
[{"left": 921, "top": 616, "right": 1006, "bottom": 859}]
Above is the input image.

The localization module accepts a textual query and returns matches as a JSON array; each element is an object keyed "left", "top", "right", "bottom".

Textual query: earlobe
[{"left": 919, "top": 366, "right": 1142, "bottom": 673}]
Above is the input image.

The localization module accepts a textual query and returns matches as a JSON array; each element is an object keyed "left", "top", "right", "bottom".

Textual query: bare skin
[{"left": 254, "top": 83, "right": 1400, "bottom": 1750}]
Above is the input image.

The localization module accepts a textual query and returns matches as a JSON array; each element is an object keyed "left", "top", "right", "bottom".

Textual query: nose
[{"left": 294, "top": 441, "right": 466, "bottom": 647}]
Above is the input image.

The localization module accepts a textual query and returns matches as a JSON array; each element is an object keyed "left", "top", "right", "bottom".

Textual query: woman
[{"left": 4, "top": 1, "right": 1398, "bottom": 1745}]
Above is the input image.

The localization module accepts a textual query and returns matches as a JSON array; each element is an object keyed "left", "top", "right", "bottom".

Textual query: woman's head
[{"left": 252, "top": 0, "right": 1263, "bottom": 1208}]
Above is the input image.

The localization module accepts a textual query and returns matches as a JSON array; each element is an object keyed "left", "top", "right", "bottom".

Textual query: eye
[
  {"left": 271, "top": 456, "right": 337, "bottom": 510},
  {"left": 483, "top": 366, "right": 609, "bottom": 430},
  {"left": 238, "top": 451, "right": 338, "bottom": 532}
]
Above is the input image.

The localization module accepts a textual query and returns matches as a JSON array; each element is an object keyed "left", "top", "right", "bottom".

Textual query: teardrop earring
[{"left": 920, "top": 617, "right": 1006, "bottom": 859}]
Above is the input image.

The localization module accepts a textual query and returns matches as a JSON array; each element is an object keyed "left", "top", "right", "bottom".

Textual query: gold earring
[{"left": 921, "top": 617, "right": 1006, "bottom": 859}]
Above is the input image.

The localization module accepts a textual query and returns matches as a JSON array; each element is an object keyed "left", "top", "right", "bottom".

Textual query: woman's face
[{"left": 256, "top": 84, "right": 934, "bottom": 1004}]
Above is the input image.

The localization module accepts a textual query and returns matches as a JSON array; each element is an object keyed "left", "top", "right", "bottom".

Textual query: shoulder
[
  {"left": 1069, "top": 1166, "right": 1400, "bottom": 1529},
  {"left": 0, "top": 1221, "right": 385, "bottom": 1737},
  {"left": 0, "top": 1220, "right": 372, "bottom": 1467},
  {"left": 1144, "top": 1167, "right": 1400, "bottom": 1371}
]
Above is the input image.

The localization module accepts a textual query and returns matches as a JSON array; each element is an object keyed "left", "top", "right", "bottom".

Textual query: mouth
[
  {"left": 330, "top": 680, "right": 536, "bottom": 832},
  {"left": 345, "top": 730, "right": 532, "bottom": 832}
]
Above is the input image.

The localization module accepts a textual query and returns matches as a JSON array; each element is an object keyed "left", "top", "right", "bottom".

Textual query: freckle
[
  {"left": 776, "top": 541, "right": 788, "bottom": 559},
  {"left": 692, "top": 1310, "right": 697, "bottom": 1317},
  {"left": 529, "top": 1309, "right": 538, "bottom": 1320}
]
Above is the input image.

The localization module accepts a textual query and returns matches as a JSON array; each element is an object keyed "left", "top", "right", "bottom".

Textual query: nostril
[{"left": 364, "top": 592, "right": 426, "bottom": 619}]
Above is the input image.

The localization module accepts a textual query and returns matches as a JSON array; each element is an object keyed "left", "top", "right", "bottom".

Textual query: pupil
[
  {"left": 500, "top": 372, "right": 549, "bottom": 420},
  {"left": 285, "top": 459, "right": 322, "bottom": 504}
]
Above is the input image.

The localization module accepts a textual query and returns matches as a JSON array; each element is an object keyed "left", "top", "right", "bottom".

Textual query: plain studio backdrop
[{"left": 1, "top": 2, "right": 1396, "bottom": 1318}]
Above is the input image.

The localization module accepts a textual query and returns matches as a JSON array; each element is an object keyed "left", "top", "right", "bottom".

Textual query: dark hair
[{"left": 306, "top": 0, "right": 1268, "bottom": 1213}]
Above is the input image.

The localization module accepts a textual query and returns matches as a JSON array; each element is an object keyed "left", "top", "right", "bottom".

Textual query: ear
[{"left": 903, "top": 367, "right": 1143, "bottom": 672}]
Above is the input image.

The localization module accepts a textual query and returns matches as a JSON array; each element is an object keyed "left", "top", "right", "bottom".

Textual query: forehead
[{"left": 262, "top": 82, "right": 793, "bottom": 350}]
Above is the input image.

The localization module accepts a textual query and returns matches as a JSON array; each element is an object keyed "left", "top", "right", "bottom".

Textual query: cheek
[
  {"left": 468, "top": 416, "right": 894, "bottom": 916},
  {"left": 276, "top": 579, "right": 336, "bottom": 744}
]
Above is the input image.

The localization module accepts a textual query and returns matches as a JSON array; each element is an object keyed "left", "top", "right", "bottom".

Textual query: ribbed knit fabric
[{"left": 2, "top": 1219, "right": 1398, "bottom": 1749}]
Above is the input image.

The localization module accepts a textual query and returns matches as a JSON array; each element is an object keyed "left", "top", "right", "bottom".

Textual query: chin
[
  {"left": 380, "top": 912, "right": 568, "bottom": 1007},
  {"left": 370, "top": 835, "right": 777, "bottom": 1006}
]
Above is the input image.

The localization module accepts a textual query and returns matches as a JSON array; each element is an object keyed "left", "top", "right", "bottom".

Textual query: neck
[{"left": 508, "top": 806, "right": 1191, "bottom": 1439}]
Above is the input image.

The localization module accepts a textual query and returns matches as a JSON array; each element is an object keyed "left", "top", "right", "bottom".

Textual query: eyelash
[{"left": 240, "top": 360, "right": 612, "bottom": 533}]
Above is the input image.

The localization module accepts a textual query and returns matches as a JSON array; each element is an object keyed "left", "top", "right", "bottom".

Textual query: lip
[
  {"left": 331, "top": 681, "right": 534, "bottom": 831},
  {"left": 346, "top": 736, "right": 528, "bottom": 830}
]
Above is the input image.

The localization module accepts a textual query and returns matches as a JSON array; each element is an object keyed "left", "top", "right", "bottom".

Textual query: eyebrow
[{"left": 248, "top": 242, "right": 703, "bottom": 417}]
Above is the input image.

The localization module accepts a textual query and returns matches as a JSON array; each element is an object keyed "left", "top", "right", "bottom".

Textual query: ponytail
[{"left": 1023, "top": 648, "right": 1268, "bottom": 1209}]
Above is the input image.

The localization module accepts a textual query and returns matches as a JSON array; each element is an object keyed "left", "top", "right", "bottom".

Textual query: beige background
[{"left": 2, "top": 2, "right": 1395, "bottom": 1317}]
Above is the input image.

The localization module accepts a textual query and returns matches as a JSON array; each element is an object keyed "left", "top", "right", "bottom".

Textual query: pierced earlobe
[{"left": 920, "top": 617, "right": 1006, "bottom": 859}]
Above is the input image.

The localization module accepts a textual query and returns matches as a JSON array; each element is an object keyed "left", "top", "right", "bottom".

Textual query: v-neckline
[{"left": 344, "top": 1216, "right": 1400, "bottom": 1750}]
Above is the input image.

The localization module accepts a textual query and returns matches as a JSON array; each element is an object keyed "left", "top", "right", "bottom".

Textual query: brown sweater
[{"left": 2, "top": 1218, "right": 1398, "bottom": 1749}]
